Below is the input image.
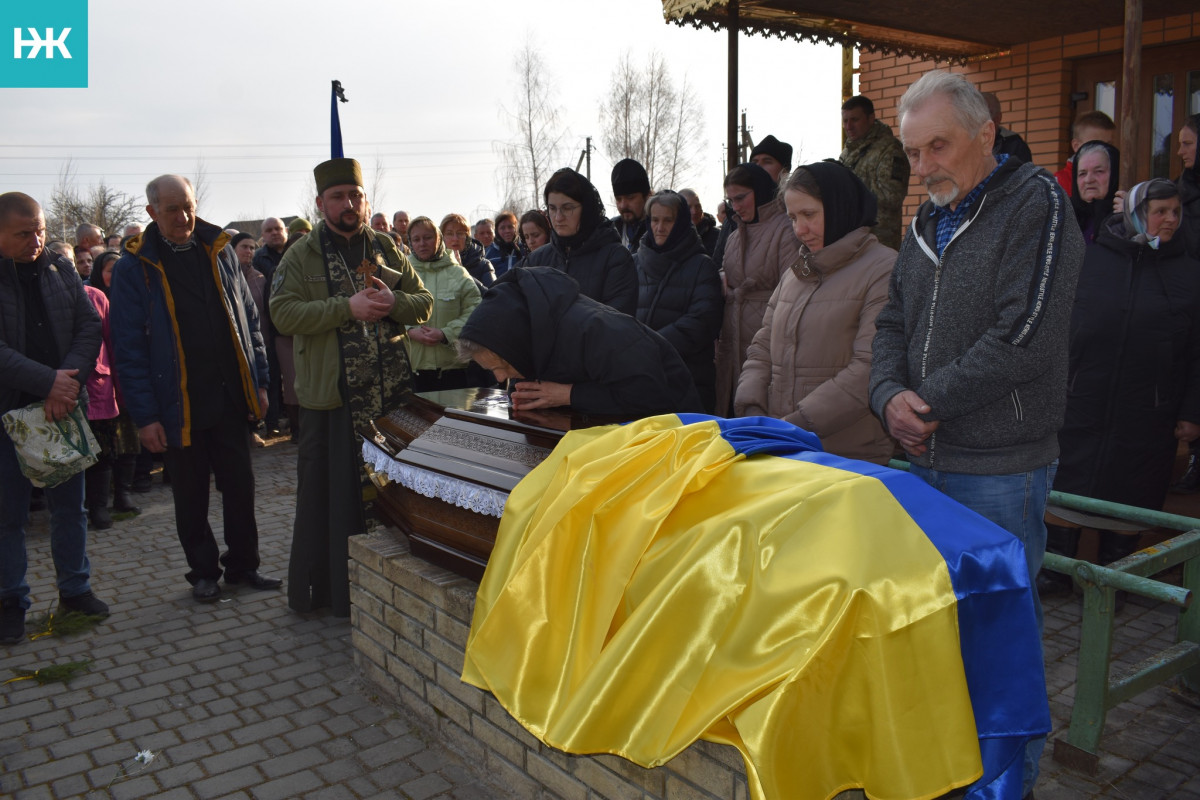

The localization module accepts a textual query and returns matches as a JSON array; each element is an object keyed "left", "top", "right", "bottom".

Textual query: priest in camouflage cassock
[{"left": 270, "top": 157, "right": 433, "bottom": 616}]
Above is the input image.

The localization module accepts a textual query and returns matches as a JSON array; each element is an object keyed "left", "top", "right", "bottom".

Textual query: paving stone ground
[{"left": 1, "top": 437, "right": 1198, "bottom": 799}]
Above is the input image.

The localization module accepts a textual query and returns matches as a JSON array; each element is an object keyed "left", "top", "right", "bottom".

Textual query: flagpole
[{"left": 331, "top": 80, "right": 347, "bottom": 159}]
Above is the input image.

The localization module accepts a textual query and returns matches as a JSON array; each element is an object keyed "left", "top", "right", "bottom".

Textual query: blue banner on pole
[{"left": 331, "top": 80, "right": 347, "bottom": 159}]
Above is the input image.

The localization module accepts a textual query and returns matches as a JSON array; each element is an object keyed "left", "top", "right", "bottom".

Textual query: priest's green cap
[{"left": 314, "top": 158, "right": 363, "bottom": 193}]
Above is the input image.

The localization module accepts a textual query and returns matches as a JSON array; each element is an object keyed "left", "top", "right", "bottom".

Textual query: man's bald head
[
  {"left": 146, "top": 174, "right": 194, "bottom": 209},
  {"left": 0, "top": 192, "right": 47, "bottom": 263},
  {"left": 0, "top": 192, "right": 40, "bottom": 226},
  {"left": 145, "top": 175, "right": 198, "bottom": 246}
]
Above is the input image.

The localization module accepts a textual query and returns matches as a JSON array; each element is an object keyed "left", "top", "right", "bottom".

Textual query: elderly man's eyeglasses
[{"left": 546, "top": 203, "right": 581, "bottom": 218}]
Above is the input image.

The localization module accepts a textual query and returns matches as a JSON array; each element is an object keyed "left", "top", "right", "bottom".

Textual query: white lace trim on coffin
[{"left": 362, "top": 441, "right": 507, "bottom": 518}]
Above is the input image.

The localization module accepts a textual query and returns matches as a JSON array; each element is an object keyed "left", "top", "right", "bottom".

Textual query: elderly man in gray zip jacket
[{"left": 869, "top": 70, "right": 1083, "bottom": 800}]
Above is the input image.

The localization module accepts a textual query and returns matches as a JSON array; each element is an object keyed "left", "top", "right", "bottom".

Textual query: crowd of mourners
[{"left": 3, "top": 67, "right": 1200, "bottom": 791}]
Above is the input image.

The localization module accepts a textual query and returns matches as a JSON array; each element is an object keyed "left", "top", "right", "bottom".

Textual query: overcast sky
[{"left": 1, "top": 0, "right": 849, "bottom": 231}]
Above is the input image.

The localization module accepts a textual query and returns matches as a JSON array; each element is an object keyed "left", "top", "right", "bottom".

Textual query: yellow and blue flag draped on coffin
[{"left": 461, "top": 415, "right": 1049, "bottom": 800}]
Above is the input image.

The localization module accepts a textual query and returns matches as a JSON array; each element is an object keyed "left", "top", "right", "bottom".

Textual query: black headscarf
[
  {"left": 544, "top": 168, "right": 608, "bottom": 251},
  {"left": 460, "top": 269, "right": 536, "bottom": 379},
  {"left": 795, "top": 160, "right": 878, "bottom": 246},
  {"left": 89, "top": 250, "right": 121, "bottom": 295},
  {"left": 642, "top": 192, "right": 696, "bottom": 254},
  {"left": 725, "top": 163, "right": 777, "bottom": 224},
  {"left": 1070, "top": 141, "right": 1121, "bottom": 244}
]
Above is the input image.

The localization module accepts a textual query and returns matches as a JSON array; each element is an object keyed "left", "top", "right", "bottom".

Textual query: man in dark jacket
[
  {"left": 109, "top": 175, "right": 278, "bottom": 605},
  {"left": 983, "top": 92, "right": 1034, "bottom": 164},
  {"left": 253, "top": 216, "right": 288, "bottom": 434},
  {"left": 0, "top": 192, "right": 108, "bottom": 644},
  {"left": 458, "top": 267, "right": 702, "bottom": 417},
  {"left": 679, "top": 189, "right": 719, "bottom": 256},
  {"left": 610, "top": 158, "right": 650, "bottom": 253},
  {"left": 868, "top": 71, "right": 1084, "bottom": 800}
]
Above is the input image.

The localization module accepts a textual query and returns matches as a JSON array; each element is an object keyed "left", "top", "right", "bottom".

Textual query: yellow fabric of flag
[{"left": 462, "top": 416, "right": 988, "bottom": 800}]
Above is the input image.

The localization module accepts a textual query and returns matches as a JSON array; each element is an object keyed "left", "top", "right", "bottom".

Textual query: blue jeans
[
  {"left": 0, "top": 429, "right": 92, "bottom": 609},
  {"left": 909, "top": 463, "right": 1052, "bottom": 797}
]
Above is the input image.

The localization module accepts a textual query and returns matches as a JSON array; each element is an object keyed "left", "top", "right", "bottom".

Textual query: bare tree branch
[
  {"left": 496, "top": 40, "right": 567, "bottom": 213},
  {"left": 599, "top": 49, "right": 707, "bottom": 192},
  {"left": 47, "top": 158, "right": 142, "bottom": 243},
  {"left": 191, "top": 157, "right": 210, "bottom": 212}
]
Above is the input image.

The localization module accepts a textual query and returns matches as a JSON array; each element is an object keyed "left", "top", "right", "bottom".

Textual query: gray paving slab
[
  {"left": 0, "top": 439, "right": 504, "bottom": 800},
  {"left": 1, "top": 438, "right": 1197, "bottom": 799}
]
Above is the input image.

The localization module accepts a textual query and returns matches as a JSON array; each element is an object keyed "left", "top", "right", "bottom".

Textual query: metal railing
[
  {"left": 1042, "top": 491, "right": 1200, "bottom": 774},
  {"left": 889, "top": 460, "right": 1200, "bottom": 773}
]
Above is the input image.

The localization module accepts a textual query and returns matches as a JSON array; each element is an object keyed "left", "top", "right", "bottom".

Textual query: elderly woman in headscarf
[
  {"left": 713, "top": 162, "right": 796, "bottom": 415},
  {"left": 523, "top": 168, "right": 637, "bottom": 316},
  {"left": 1070, "top": 140, "right": 1121, "bottom": 244},
  {"left": 634, "top": 191, "right": 724, "bottom": 412},
  {"left": 1043, "top": 178, "right": 1200, "bottom": 590},
  {"left": 735, "top": 161, "right": 896, "bottom": 463}
]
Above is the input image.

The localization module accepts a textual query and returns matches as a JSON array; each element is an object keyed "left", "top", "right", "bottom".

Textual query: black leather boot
[
  {"left": 85, "top": 465, "right": 112, "bottom": 530},
  {"left": 112, "top": 453, "right": 141, "bottom": 513}
]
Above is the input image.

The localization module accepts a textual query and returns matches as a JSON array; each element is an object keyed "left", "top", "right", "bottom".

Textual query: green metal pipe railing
[{"left": 889, "top": 458, "right": 1200, "bottom": 773}]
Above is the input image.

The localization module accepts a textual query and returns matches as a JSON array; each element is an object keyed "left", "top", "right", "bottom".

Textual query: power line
[
  {"left": 0, "top": 150, "right": 498, "bottom": 162},
  {"left": 0, "top": 139, "right": 496, "bottom": 149}
]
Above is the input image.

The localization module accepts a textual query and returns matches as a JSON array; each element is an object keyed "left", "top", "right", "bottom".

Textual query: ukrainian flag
[{"left": 462, "top": 415, "right": 1049, "bottom": 800}]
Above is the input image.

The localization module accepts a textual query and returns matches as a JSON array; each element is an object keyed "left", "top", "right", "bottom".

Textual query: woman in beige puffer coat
[
  {"left": 735, "top": 161, "right": 897, "bottom": 463},
  {"left": 713, "top": 162, "right": 797, "bottom": 415}
]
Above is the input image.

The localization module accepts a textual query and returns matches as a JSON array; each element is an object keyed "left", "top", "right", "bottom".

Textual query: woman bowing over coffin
[{"left": 456, "top": 267, "right": 703, "bottom": 417}]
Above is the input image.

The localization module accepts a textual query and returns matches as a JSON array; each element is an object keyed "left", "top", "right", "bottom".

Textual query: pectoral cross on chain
[
  {"left": 357, "top": 259, "right": 377, "bottom": 336},
  {"left": 356, "top": 259, "right": 377, "bottom": 287}
]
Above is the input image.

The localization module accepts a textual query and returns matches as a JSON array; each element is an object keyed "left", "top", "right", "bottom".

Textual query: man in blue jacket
[
  {"left": 0, "top": 193, "right": 108, "bottom": 644},
  {"left": 110, "top": 175, "right": 279, "bottom": 605}
]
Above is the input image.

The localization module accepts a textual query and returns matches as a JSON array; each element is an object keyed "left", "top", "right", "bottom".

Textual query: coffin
[{"left": 361, "top": 387, "right": 621, "bottom": 580}]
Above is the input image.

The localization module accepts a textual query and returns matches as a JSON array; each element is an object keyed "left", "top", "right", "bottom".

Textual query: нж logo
[
  {"left": 1, "top": 1, "right": 87, "bottom": 87},
  {"left": 14, "top": 28, "right": 73, "bottom": 60}
]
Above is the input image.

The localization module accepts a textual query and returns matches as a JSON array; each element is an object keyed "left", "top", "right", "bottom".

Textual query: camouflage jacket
[
  {"left": 269, "top": 222, "right": 432, "bottom": 411},
  {"left": 840, "top": 119, "right": 910, "bottom": 250}
]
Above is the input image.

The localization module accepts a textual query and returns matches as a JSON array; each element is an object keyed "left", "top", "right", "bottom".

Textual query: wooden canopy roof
[{"left": 662, "top": 0, "right": 1197, "bottom": 63}]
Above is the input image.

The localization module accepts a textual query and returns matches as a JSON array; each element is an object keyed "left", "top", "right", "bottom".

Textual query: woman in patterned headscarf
[{"left": 1045, "top": 179, "right": 1200, "bottom": 590}]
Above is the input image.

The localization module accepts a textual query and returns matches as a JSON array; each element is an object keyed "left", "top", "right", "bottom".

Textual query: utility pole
[
  {"left": 740, "top": 111, "right": 752, "bottom": 164},
  {"left": 575, "top": 137, "right": 594, "bottom": 180}
]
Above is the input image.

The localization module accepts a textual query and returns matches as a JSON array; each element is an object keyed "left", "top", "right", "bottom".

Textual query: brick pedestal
[{"left": 348, "top": 530, "right": 751, "bottom": 800}]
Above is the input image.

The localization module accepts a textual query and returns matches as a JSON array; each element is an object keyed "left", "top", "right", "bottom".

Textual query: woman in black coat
[
  {"left": 523, "top": 168, "right": 638, "bottom": 316},
  {"left": 1045, "top": 179, "right": 1200, "bottom": 581},
  {"left": 457, "top": 267, "right": 702, "bottom": 417},
  {"left": 634, "top": 191, "right": 724, "bottom": 413},
  {"left": 1177, "top": 114, "right": 1199, "bottom": 259}
]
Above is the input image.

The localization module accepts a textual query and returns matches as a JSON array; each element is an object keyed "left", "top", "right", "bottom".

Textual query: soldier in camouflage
[
  {"left": 269, "top": 157, "right": 432, "bottom": 617},
  {"left": 840, "top": 95, "right": 911, "bottom": 250}
]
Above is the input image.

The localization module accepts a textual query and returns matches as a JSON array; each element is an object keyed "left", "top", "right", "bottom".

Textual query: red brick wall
[{"left": 858, "top": 13, "right": 1200, "bottom": 222}]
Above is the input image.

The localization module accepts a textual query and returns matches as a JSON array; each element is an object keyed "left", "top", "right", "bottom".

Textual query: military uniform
[{"left": 840, "top": 119, "right": 910, "bottom": 250}]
